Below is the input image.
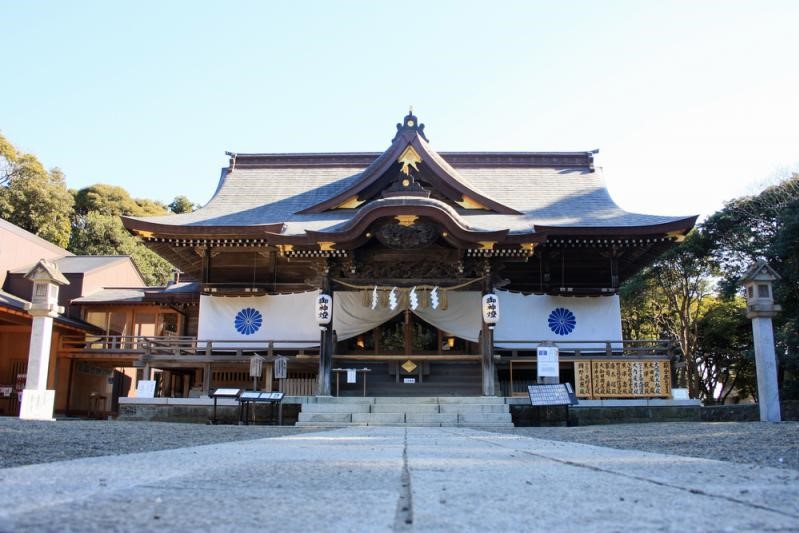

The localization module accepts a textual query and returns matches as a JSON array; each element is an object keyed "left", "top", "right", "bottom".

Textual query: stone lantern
[
  {"left": 741, "top": 260, "right": 781, "bottom": 422},
  {"left": 19, "top": 259, "right": 69, "bottom": 421}
]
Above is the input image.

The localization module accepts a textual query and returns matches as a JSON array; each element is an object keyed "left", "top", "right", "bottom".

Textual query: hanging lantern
[
  {"left": 316, "top": 293, "right": 332, "bottom": 329},
  {"left": 482, "top": 293, "right": 500, "bottom": 328}
]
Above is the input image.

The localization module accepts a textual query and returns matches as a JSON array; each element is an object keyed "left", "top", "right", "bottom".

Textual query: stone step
[
  {"left": 438, "top": 404, "right": 509, "bottom": 414},
  {"left": 300, "top": 404, "right": 509, "bottom": 415},
  {"left": 437, "top": 397, "right": 507, "bottom": 404},
  {"left": 303, "top": 397, "right": 375, "bottom": 405},
  {"left": 461, "top": 423, "right": 515, "bottom": 428},
  {"left": 294, "top": 421, "right": 516, "bottom": 428},
  {"left": 294, "top": 422, "right": 365, "bottom": 427},
  {"left": 297, "top": 412, "right": 352, "bottom": 423},
  {"left": 296, "top": 396, "right": 515, "bottom": 427},
  {"left": 352, "top": 412, "right": 406, "bottom": 424},
  {"left": 300, "top": 403, "right": 372, "bottom": 413},
  {"left": 371, "top": 397, "right": 439, "bottom": 404},
  {"left": 406, "top": 413, "right": 458, "bottom": 424},
  {"left": 458, "top": 413, "right": 513, "bottom": 424},
  {"left": 370, "top": 403, "right": 441, "bottom": 414}
]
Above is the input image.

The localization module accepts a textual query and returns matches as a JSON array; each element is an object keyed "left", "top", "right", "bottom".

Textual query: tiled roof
[
  {"left": 0, "top": 218, "right": 73, "bottom": 257},
  {"left": 126, "top": 159, "right": 692, "bottom": 235},
  {"left": 12, "top": 255, "right": 132, "bottom": 275},
  {"left": 73, "top": 282, "right": 201, "bottom": 304},
  {"left": 122, "top": 114, "right": 693, "bottom": 236},
  {"left": 72, "top": 288, "right": 146, "bottom": 303},
  {"left": 0, "top": 289, "right": 100, "bottom": 332},
  {"left": 0, "top": 289, "right": 29, "bottom": 311}
]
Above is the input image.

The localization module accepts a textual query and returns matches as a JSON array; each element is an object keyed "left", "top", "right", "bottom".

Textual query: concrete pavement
[{"left": 0, "top": 427, "right": 797, "bottom": 532}]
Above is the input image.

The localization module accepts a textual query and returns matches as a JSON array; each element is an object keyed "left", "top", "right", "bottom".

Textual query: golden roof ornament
[{"left": 393, "top": 108, "right": 428, "bottom": 142}]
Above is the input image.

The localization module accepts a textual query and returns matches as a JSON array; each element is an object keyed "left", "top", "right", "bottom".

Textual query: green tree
[
  {"left": 69, "top": 212, "right": 172, "bottom": 285},
  {"left": 74, "top": 184, "right": 167, "bottom": 217},
  {"left": 134, "top": 197, "right": 168, "bottom": 216},
  {"left": 694, "top": 297, "right": 754, "bottom": 403},
  {"left": 71, "top": 184, "right": 173, "bottom": 284},
  {"left": 621, "top": 233, "right": 719, "bottom": 400},
  {"left": 0, "top": 134, "right": 20, "bottom": 185},
  {"left": 702, "top": 173, "right": 799, "bottom": 399},
  {"left": 0, "top": 134, "right": 74, "bottom": 247},
  {"left": 168, "top": 195, "right": 196, "bottom": 214}
]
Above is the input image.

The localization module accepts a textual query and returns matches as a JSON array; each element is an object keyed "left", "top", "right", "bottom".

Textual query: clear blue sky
[{"left": 2, "top": 1, "right": 797, "bottom": 218}]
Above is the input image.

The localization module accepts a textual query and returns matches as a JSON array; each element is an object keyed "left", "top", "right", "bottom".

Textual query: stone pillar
[
  {"left": 742, "top": 260, "right": 782, "bottom": 422},
  {"left": 20, "top": 259, "right": 69, "bottom": 421},
  {"left": 750, "top": 315, "right": 781, "bottom": 422}
]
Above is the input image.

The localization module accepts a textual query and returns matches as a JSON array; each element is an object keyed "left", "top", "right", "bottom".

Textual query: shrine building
[{"left": 57, "top": 111, "right": 695, "bottom": 412}]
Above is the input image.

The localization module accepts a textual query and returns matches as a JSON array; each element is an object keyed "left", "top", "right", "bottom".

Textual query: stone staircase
[{"left": 295, "top": 396, "right": 514, "bottom": 428}]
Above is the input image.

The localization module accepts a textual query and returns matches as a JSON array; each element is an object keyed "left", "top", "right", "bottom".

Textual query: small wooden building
[
  {"left": 0, "top": 219, "right": 146, "bottom": 416},
  {"left": 69, "top": 111, "right": 695, "bottom": 405}
]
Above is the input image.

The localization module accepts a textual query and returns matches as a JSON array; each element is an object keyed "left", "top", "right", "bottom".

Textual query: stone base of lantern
[{"left": 19, "top": 389, "right": 56, "bottom": 421}]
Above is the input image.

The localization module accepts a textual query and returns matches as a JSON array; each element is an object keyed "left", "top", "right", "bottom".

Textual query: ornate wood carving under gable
[
  {"left": 374, "top": 219, "right": 439, "bottom": 249},
  {"left": 350, "top": 258, "right": 460, "bottom": 280}
]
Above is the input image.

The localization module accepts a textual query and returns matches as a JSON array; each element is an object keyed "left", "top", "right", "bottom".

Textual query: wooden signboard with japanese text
[{"left": 574, "top": 360, "right": 671, "bottom": 399}]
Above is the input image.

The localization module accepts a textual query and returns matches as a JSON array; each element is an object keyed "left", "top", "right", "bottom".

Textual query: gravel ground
[
  {"left": 0, "top": 418, "right": 329, "bottom": 469},
  {"left": 498, "top": 422, "right": 799, "bottom": 471},
  {"left": 1, "top": 418, "right": 797, "bottom": 471}
]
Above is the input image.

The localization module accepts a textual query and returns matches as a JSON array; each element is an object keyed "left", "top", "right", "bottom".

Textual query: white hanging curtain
[
  {"left": 331, "top": 292, "right": 403, "bottom": 341},
  {"left": 331, "top": 291, "right": 484, "bottom": 342},
  {"left": 493, "top": 291, "right": 622, "bottom": 350},
  {"left": 413, "top": 291, "right": 482, "bottom": 342},
  {"left": 198, "top": 292, "right": 321, "bottom": 348}
]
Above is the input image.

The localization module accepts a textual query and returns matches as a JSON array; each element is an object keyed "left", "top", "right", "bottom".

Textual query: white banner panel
[
  {"left": 493, "top": 292, "right": 622, "bottom": 350},
  {"left": 197, "top": 290, "right": 621, "bottom": 351},
  {"left": 198, "top": 292, "right": 321, "bottom": 349}
]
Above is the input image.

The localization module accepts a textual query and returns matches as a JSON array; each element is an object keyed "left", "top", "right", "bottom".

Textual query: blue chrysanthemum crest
[
  {"left": 548, "top": 307, "right": 576, "bottom": 336},
  {"left": 234, "top": 307, "right": 263, "bottom": 335}
]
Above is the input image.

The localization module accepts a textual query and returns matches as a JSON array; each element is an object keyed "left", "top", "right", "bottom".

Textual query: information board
[
  {"left": 527, "top": 383, "right": 579, "bottom": 406},
  {"left": 212, "top": 388, "right": 241, "bottom": 398},
  {"left": 274, "top": 356, "right": 288, "bottom": 380},
  {"left": 135, "top": 380, "right": 156, "bottom": 398},
  {"left": 238, "top": 391, "right": 284, "bottom": 402},
  {"left": 537, "top": 347, "right": 559, "bottom": 379}
]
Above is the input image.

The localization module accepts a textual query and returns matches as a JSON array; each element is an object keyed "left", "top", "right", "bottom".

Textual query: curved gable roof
[
  {"left": 298, "top": 112, "right": 518, "bottom": 215},
  {"left": 122, "top": 112, "right": 696, "bottom": 241}
]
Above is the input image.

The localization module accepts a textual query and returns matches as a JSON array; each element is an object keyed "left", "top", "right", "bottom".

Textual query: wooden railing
[
  {"left": 493, "top": 339, "right": 674, "bottom": 358},
  {"left": 60, "top": 335, "right": 673, "bottom": 359},
  {"left": 59, "top": 335, "right": 320, "bottom": 357}
]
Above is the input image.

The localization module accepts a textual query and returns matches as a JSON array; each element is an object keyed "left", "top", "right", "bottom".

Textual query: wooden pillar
[
  {"left": 65, "top": 358, "right": 75, "bottom": 416},
  {"left": 481, "top": 273, "right": 496, "bottom": 396},
  {"left": 163, "top": 370, "right": 172, "bottom": 397},
  {"left": 264, "top": 363, "right": 273, "bottom": 392},
  {"left": 201, "top": 246, "right": 210, "bottom": 284},
  {"left": 317, "top": 269, "right": 333, "bottom": 396},
  {"left": 202, "top": 363, "right": 211, "bottom": 396}
]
